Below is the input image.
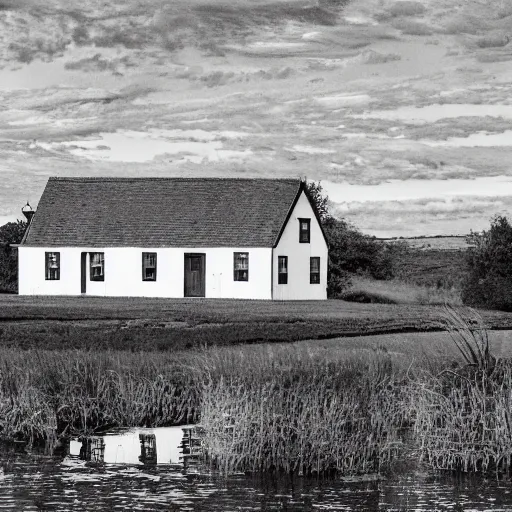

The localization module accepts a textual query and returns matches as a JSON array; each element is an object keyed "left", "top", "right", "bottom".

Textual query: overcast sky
[{"left": 2, "top": 0, "right": 512, "bottom": 237}]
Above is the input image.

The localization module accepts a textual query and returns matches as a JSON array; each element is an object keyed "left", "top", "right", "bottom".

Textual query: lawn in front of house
[{"left": 1, "top": 295, "right": 512, "bottom": 350}]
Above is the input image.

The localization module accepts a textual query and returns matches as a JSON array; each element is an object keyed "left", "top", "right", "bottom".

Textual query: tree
[
  {"left": 0, "top": 219, "right": 27, "bottom": 293},
  {"left": 0, "top": 220, "right": 27, "bottom": 247},
  {"left": 462, "top": 215, "right": 512, "bottom": 310},
  {"left": 306, "top": 181, "right": 401, "bottom": 298},
  {"left": 305, "top": 180, "right": 332, "bottom": 223}
]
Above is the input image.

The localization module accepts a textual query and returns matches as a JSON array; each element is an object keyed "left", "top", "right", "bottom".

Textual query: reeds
[
  {"left": 411, "top": 307, "right": 512, "bottom": 474},
  {"left": 411, "top": 361, "right": 512, "bottom": 474},
  {"left": 0, "top": 350, "right": 202, "bottom": 448},
  {"left": 441, "top": 305, "right": 495, "bottom": 370},
  {"left": 199, "top": 346, "right": 412, "bottom": 476}
]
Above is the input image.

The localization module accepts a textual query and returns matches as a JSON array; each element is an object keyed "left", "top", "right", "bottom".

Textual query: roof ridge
[{"left": 48, "top": 177, "right": 301, "bottom": 182}]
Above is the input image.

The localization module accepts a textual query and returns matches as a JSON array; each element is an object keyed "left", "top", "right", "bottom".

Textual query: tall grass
[
  {"left": 412, "top": 361, "right": 512, "bottom": 474},
  {"left": 198, "top": 308, "right": 512, "bottom": 476},
  {"left": 0, "top": 350, "right": 202, "bottom": 449},
  {"left": 200, "top": 347, "right": 411, "bottom": 475},
  {"left": 410, "top": 307, "right": 512, "bottom": 474}
]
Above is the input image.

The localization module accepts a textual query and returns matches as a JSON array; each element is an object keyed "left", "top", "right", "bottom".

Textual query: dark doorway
[
  {"left": 81, "top": 252, "right": 87, "bottom": 294},
  {"left": 184, "top": 253, "right": 205, "bottom": 297}
]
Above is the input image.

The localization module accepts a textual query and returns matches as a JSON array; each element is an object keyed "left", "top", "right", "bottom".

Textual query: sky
[{"left": 1, "top": 0, "right": 512, "bottom": 237}]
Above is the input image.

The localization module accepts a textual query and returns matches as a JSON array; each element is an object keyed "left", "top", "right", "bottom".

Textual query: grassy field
[
  {"left": 396, "top": 248, "right": 468, "bottom": 289},
  {"left": 2, "top": 295, "right": 512, "bottom": 350}
]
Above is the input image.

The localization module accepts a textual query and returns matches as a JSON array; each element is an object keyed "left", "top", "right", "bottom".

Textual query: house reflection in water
[{"left": 69, "top": 426, "right": 196, "bottom": 465}]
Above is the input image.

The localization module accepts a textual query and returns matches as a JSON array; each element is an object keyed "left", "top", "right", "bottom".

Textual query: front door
[
  {"left": 184, "top": 253, "right": 205, "bottom": 297},
  {"left": 81, "top": 252, "right": 87, "bottom": 294}
]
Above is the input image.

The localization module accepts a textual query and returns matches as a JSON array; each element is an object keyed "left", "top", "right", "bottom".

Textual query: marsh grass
[
  {"left": 3, "top": 308, "right": 512, "bottom": 477},
  {"left": 0, "top": 350, "right": 202, "bottom": 448},
  {"left": 200, "top": 348, "right": 412, "bottom": 475},
  {"left": 412, "top": 362, "right": 512, "bottom": 474},
  {"left": 198, "top": 309, "right": 512, "bottom": 476},
  {"left": 410, "top": 308, "right": 512, "bottom": 474}
]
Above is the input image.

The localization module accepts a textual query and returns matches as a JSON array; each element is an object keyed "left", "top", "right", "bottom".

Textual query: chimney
[{"left": 22, "top": 202, "right": 35, "bottom": 224}]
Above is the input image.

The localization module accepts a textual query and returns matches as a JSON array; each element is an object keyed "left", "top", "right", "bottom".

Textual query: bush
[
  {"left": 323, "top": 217, "right": 405, "bottom": 296},
  {"left": 462, "top": 215, "right": 512, "bottom": 311},
  {"left": 0, "top": 220, "right": 26, "bottom": 293}
]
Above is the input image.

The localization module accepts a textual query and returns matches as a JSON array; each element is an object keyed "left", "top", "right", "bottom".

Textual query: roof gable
[
  {"left": 22, "top": 177, "right": 302, "bottom": 248},
  {"left": 273, "top": 181, "right": 329, "bottom": 248}
]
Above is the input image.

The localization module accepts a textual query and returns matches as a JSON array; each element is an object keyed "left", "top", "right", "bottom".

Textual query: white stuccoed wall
[
  {"left": 18, "top": 246, "right": 272, "bottom": 299},
  {"left": 272, "top": 191, "right": 328, "bottom": 300}
]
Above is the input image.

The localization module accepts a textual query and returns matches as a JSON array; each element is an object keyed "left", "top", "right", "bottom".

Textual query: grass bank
[
  {"left": 340, "top": 276, "right": 463, "bottom": 306},
  {"left": 3, "top": 310, "right": 512, "bottom": 476},
  {"left": 1, "top": 296, "right": 512, "bottom": 350}
]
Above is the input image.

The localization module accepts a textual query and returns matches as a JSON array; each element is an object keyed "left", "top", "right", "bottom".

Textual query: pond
[{"left": 1, "top": 426, "right": 512, "bottom": 511}]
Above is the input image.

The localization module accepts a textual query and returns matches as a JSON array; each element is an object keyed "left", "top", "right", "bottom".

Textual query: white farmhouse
[{"left": 17, "top": 177, "right": 328, "bottom": 300}]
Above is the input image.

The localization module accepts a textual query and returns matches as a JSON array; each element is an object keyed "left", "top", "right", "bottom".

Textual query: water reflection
[
  {"left": 2, "top": 428, "right": 512, "bottom": 511},
  {"left": 69, "top": 425, "right": 196, "bottom": 465}
]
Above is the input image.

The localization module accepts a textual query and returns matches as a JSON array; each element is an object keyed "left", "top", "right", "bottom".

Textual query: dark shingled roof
[{"left": 22, "top": 177, "right": 303, "bottom": 248}]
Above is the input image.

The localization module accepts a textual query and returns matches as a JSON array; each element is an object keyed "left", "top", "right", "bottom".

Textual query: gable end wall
[{"left": 272, "top": 190, "right": 328, "bottom": 300}]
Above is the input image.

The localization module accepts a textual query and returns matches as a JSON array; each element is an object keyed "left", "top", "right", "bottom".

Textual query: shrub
[
  {"left": 462, "top": 215, "right": 512, "bottom": 311},
  {"left": 0, "top": 220, "right": 26, "bottom": 293}
]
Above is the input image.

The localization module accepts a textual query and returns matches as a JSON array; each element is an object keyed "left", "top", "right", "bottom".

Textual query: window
[
  {"left": 191, "top": 256, "right": 201, "bottom": 272},
  {"left": 278, "top": 256, "right": 288, "bottom": 284},
  {"left": 45, "top": 252, "right": 60, "bottom": 280},
  {"left": 310, "top": 257, "right": 320, "bottom": 284},
  {"left": 299, "top": 218, "right": 311, "bottom": 243},
  {"left": 90, "top": 252, "right": 105, "bottom": 281},
  {"left": 234, "top": 252, "right": 249, "bottom": 281},
  {"left": 142, "top": 252, "right": 157, "bottom": 281}
]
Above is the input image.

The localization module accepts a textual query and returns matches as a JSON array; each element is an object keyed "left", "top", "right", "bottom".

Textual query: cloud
[
  {"left": 64, "top": 53, "right": 118, "bottom": 72},
  {"left": 333, "top": 195, "right": 512, "bottom": 236}
]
